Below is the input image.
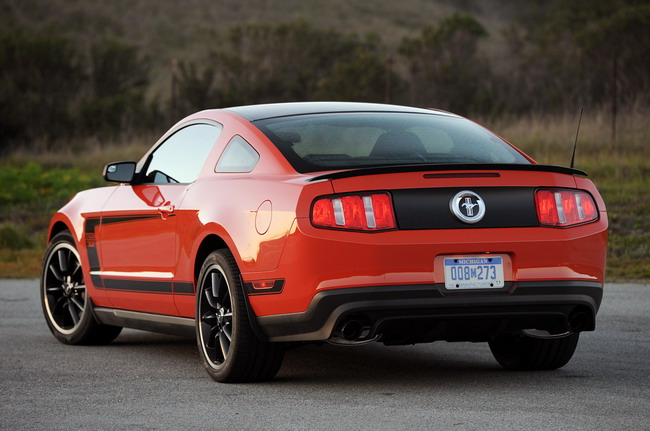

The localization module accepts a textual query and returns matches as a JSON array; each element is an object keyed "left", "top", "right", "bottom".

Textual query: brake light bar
[
  {"left": 535, "top": 189, "right": 598, "bottom": 227},
  {"left": 312, "top": 192, "right": 396, "bottom": 231}
]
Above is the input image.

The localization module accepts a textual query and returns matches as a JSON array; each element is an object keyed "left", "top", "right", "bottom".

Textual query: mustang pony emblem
[
  {"left": 450, "top": 190, "right": 486, "bottom": 224},
  {"left": 461, "top": 197, "right": 479, "bottom": 217}
]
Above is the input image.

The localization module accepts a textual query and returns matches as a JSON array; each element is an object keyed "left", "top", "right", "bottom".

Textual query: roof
[{"left": 225, "top": 102, "right": 457, "bottom": 122}]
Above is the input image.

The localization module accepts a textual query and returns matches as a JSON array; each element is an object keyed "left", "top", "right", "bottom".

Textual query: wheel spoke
[
  {"left": 221, "top": 287, "right": 230, "bottom": 306},
  {"left": 72, "top": 284, "right": 86, "bottom": 295},
  {"left": 204, "top": 288, "right": 219, "bottom": 309},
  {"left": 200, "top": 321, "right": 212, "bottom": 344},
  {"left": 222, "top": 323, "right": 232, "bottom": 341},
  {"left": 47, "top": 286, "right": 63, "bottom": 293},
  {"left": 71, "top": 261, "right": 81, "bottom": 278},
  {"left": 67, "top": 300, "right": 80, "bottom": 325},
  {"left": 49, "top": 264, "right": 64, "bottom": 282},
  {"left": 211, "top": 272, "right": 224, "bottom": 300},
  {"left": 70, "top": 295, "right": 84, "bottom": 311},
  {"left": 219, "top": 330, "right": 230, "bottom": 360},
  {"left": 57, "top": 249, "right": 69, "bottom": 274},
  {"left": 207, "top": 326, "right": 220, "bottom": 348}
]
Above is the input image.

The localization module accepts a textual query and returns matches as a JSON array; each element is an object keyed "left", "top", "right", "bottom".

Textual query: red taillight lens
[
  {"left": 371, "top": 193, "right": 396, "bottom": 229},
  {"left": 311, "top": 192, "right": 396, "bottom": 231},
  {"left": 535, "top": 189, "right": 598, "bottom": 227},
  {"left": 340, "top": 195, "right": 366, "bottom": 229},
  {"left": 312, "top": 198, "right": 335, "bottom": 227}
]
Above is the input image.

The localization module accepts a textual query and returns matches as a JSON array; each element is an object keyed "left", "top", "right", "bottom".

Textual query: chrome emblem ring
[{"left": 450, "top": 190, "right": 486, "bottom": 224}]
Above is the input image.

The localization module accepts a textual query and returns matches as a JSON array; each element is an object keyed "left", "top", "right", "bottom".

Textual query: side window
[
  {"left": 215, "top": 135, "right": 260, "bottom": 173},
  {"left": 145, "top": 124, "right": 221, "bottom": 184}
]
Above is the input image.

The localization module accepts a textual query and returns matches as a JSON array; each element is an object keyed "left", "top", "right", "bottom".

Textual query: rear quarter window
[{"left": 216, "top": 135, "right": 260, "bottom": 173}]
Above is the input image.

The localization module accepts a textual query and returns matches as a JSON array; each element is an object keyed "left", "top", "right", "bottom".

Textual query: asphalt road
[{"left": 1, "top": 280, "right": 649, "bottom": 430}]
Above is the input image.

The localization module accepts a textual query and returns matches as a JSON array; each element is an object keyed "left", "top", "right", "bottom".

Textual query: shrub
[{"left": 0, "top": 224, "right": 33, "bottom": 250}]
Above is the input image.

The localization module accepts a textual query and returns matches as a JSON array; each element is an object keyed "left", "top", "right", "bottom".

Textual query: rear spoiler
[{"left": 308, "top": 163, "right": 588, "bottom": 182}]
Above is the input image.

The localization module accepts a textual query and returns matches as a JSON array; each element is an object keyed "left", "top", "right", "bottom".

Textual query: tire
[
  {"left": 489, "top": 332, "right": 580, "bottom": 371},
  {"left": 41, "top": 231, "right": 122, "bottom": 345},
  {"left": 196, "top": 249, "right": 284, "bottom": 382}
]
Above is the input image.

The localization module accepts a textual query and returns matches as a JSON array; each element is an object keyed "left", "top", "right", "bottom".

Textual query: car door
[{"left": 95, "top": 123, "right": 222, "bottom": 314}]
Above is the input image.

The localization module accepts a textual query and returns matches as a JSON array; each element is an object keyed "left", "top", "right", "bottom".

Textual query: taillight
[
  {"left": 535, "top": 189, "right": 598, "bottom": 227},
  {"left": 311, "top": 192, "right": 396, "bottom": 231}
]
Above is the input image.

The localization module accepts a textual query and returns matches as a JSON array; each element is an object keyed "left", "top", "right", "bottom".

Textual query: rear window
[{"left": 254, "top": 113, "right": 529, "bottom": 173}]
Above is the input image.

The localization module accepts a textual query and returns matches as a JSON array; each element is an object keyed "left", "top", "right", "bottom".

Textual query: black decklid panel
[{"left": 393, "top": 187, "right": 538, "bottom": 229}]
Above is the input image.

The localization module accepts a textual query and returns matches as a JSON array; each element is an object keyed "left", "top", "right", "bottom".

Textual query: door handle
[{"left": 158, "top": 204, "right": 175, "bottom": 219}]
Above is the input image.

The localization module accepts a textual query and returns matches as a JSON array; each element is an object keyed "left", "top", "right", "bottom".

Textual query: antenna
[{"left": 570, "top": 107, "right": 583, "bottom": 168}]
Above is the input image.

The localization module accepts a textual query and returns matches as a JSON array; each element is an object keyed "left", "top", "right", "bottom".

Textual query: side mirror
[{"left": 103, "top": 161, "right": 136, "bottom": 183}]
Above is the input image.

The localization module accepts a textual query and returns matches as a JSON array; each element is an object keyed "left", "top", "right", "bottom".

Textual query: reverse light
[
  {"left": 312, "top": 192, "right": 396, "bottom": 231},
  {"left": 535, "top": 189, "right": 598, "bottom": 227}
]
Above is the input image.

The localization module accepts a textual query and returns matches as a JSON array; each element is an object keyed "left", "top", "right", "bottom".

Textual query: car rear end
[
  {"left": 236, "top": 104, "right": 607, "bottom": 357},
  {"left": 252, "top": 167, "right": 605, "bottom": 345}
]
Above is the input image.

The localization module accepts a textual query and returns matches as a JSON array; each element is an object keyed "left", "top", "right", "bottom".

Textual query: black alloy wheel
[
  {"left": 41, "top": 232, "right": 122, "bottom": 345},
  {"left": 43, "top": 240, "right": 86, "bottom": 334},
  {"left": 198, "top": 265, "right": 234, "bottom": 367},
  {"left": 195, "top": 249, "right": 284, "bottom": 382}
]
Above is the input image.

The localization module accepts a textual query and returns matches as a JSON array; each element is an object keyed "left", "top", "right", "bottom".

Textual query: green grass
[
  {"left": 0, "top": 162, "right": 104, "bottom": 278},
  {"left": 1, "top": 110, "right": 648, "bottom": 281}
]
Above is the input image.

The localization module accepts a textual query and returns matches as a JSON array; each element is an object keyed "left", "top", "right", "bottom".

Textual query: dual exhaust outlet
[{"left": 328, "top": 319, "right": 378, "bottom": 346}]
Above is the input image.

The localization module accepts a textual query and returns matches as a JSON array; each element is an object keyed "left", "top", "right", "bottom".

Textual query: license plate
[{"left": 443, "top": 256, "right": 505, "bottom": 289}]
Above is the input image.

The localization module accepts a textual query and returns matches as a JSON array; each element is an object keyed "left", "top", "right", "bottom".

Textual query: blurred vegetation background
[{"left": 0, "top": 0, "right": 648, "bottom": 279}]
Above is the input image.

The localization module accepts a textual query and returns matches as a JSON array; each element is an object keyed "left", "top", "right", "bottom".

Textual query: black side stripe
[
  {"left": 103, "top": 278, "right": 173, "bottom": 293},
  {"left": 90, "top": 274, "right": 103, "bottom": 288},
  {"left": 101, "top": 214, "right": 170, "bottom": 225},
  {"left": 83, "top": 214, "right": 188, "bottom": 295},
  {"left": 174, "top": 282, "right": 195, "bottom": 295},
  {"left": 99, "top": 279, "right": 195, "bottom": 295},
  {"left": 84, "top": 218, "right": 101, "bottom": 273}
]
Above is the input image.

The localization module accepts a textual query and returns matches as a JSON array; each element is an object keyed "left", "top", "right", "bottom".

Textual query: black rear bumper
[{"left": 256, "top": 281, "right": 603, "bottom": 343}]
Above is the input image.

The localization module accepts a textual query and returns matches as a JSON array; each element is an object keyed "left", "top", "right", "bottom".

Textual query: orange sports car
[{"left": 41, "top": 102, "right": 607, "bottom": 382}]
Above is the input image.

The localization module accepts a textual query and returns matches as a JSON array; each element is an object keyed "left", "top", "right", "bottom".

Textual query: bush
[{"left": 0, "top": 224, "right": 33, "bottom": 250}]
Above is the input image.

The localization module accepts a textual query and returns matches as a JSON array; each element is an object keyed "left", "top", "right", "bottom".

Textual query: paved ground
[{"left": 1, "top": 280, "right": 649, "bottom": 430}]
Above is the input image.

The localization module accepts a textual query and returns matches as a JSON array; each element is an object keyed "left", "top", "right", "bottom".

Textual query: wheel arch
[
  {"left": 193, "top": 234, "right": 230, "bottom": 284},
  {"left": 49, "top": 221, "right": 71, "bottom": 242}
]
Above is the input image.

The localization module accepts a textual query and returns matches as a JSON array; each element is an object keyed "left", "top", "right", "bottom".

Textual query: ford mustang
[{"left": 40, "top": 102, "right": 607, "bottom": 382}]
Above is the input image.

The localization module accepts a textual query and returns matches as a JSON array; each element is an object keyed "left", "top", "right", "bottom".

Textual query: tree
[
  {"left": 501, "top": 0, "right": 650, "bottom": 112},
  {"left": 204, "top": 21, "right": 396, "bottom": 106},
  {"left": 80, "top": 38, "right": 152, "bottom": 134},
  {"left": 0, "top": 31, "right": 83, "bottom": 150},
  {"left": 314, "top": 33, "right": 402, "bottom": 103},
  {"left": 174, "top": 60, "right": 219, "bottom": 116},
  {"left": 399, "top": 13, "right": 491, "bottom": 114}
]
